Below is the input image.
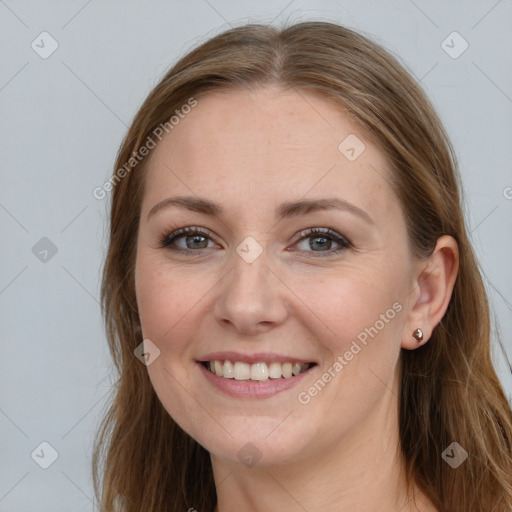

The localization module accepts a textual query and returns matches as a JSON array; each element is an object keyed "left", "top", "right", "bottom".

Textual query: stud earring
[{"left": 412, "top": 328, "right": 424, "bottom": 342}]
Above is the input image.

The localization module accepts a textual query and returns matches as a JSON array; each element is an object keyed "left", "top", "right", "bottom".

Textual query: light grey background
[{"left": 1, "top": 0, "right": 511, "bottom": 510}]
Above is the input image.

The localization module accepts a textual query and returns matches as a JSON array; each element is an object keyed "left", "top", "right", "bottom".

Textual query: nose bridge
[
  {"left": 225, "top": 232, "right": 268, "bottom": 280},
  {"left": 213, "top": 237, "right": 288, "bottom": 331},
  {"left": 227, "top": 239, "right": 272, "bottom": 304}
]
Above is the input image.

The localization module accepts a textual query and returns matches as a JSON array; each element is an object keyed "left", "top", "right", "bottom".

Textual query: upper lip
[{"left": 197, "top": 351, "right": 316, "bottom": 365}]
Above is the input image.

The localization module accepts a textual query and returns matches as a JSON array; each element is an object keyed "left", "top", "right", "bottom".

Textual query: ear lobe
[{"left": 402, "top": 235, "right": 459, "bottom": 350}]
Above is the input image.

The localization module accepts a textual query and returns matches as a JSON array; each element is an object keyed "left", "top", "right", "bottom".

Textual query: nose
[{"left": 212, "top": 247, "right": 289, "bottom": 336}]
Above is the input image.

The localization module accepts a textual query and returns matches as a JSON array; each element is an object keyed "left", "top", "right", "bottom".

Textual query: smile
[
  {"left": 203, "top": 360, "right": 314, "bottom": 380},
  {"left": 197, "top": 359, "right": 318, "bottom": 399}
]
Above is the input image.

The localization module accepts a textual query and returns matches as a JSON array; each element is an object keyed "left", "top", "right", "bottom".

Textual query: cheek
[
  {"left": 134, "top": 253, "right": 211, "bottom": 439},
  {"left": 291, "top": 270, "right": 405, "bottom": 421},
  {"left": 288, "top": 263, "right": 405, "bottom": 353},
  {"left": 288, "top": 265, "right": 408, "bottom": 419},
  {"left": 135, "top": 252, "right": 191, "bottom": 346}
]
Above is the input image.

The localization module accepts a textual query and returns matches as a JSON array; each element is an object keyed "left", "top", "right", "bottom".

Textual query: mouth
[{"left": 199, "top": 360, "right": 318, "bottom": 381}]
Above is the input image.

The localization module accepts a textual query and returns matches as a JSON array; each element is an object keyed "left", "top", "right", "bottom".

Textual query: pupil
[
  {"left": 187, "top": 235, "right": 207, "bottom": 249},
  {"left": 311, "top": 237, "right": 330, "bottom": 251}
]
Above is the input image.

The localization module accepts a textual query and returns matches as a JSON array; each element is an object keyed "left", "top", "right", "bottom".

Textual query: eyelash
[{"left": 159, "top": 226, "right": 352, "bottom": 258}]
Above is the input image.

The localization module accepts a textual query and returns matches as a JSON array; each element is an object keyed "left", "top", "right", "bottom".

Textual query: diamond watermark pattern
[
  {"left": 236, "top": 236, "right": 263, "bottom": 264},
  {"left": 236, "top": 442, "right": 262, "bottom": 468},
  {"left": 134, "top": 339, "right": 161, "bottom": 365},
  {"left": 441, "top": 31, "right": 468, "bottom": 59},
  {"left": 31, "top": 31, "right": 59, "bottom": 59},
  {"left": 31, "top": 441, "right": 59, "bottom": 469},
  {"left": 32, "top": 237, "right": 58, "bottom": 263},
  {"left": 338, "top": 134, "right": 366, "bottom": 161},
  {"left": 441, "top": 441, "right": 468, "bottom": 468}
]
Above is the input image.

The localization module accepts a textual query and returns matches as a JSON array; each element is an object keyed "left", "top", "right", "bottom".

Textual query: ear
[{"left": 402, "top": 235, "right": 459, "bottom": 350}]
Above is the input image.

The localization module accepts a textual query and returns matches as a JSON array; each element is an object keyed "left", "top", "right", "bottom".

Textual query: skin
[{"left": 134, "top": 85, "right": 458, "bottom": 512}]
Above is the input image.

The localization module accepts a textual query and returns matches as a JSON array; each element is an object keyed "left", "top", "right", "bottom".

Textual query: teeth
[
  {"left": 268, "top": 362, "right": 282, "bottom": 379},
  {"left": 205, "top": 360, "right": 311, "bottom": 380},
  {"left": 234, "top": 362, "right": 250, "bottom": 380},
  {"left": 282, "top": 362, "right": 292, "bottom": 378},
  {"left": 250, "top": 362, "right": 268, "bottom": 381},
  {"left": 292, "top": 362, "right": 303, "bottom": 376},
  {"left": 223, "top": 360, "right": 234, "bottom": 378}
]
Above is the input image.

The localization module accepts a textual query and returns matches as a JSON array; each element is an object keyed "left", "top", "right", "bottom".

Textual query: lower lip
[{"left": 197, "top": 362, "right": 315, "bottom": 399}]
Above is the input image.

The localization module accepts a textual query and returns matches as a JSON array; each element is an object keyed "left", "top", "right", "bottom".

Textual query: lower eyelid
[{"left": 164, "top": 238, "right": 350, "bottom": 258}]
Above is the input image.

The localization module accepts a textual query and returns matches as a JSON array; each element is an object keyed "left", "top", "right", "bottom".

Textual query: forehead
[{"left": 142, "top": 86, "right": 396, "bottom": 222}]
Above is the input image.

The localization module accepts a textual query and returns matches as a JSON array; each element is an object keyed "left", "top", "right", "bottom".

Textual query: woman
[{"left": 93, "top": 21, "right": 512, "bottom": 511}]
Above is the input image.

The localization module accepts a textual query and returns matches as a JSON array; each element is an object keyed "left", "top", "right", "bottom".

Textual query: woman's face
[{"left": 135, "top": 85, "right": 420, "bottom": 467}]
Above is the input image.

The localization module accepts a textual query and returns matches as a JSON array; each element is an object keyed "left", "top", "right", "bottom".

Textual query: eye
[
  {"left": 159, "top": 226, "right": 219, "bottom": 253},
  {"left": 159, "top": 226, "right": 352, "bottom": 258},
  {"left": 290, "top": 227, "right": 352, "bottom": 257}
]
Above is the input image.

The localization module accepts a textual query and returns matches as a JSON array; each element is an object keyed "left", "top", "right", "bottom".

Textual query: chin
[{"left": 191, "top": 415, "right": 320, "bottom": 469}]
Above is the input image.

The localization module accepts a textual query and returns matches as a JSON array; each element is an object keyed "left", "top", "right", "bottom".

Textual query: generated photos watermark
[
  {"left": 93, "top": 97, "right": 198, "bottom": 200},
  {"left": 297, "top": 301, "right": 403, "bottom": 404}
]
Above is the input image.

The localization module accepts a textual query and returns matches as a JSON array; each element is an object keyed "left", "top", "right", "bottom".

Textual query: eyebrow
[{"left": 146, "top": 196, "right": 374, "bottom": 225}]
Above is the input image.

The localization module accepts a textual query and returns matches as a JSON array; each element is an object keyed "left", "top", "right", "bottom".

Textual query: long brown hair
[{"left": 93, "top": 21, "right": 512, "bottom": 511}]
